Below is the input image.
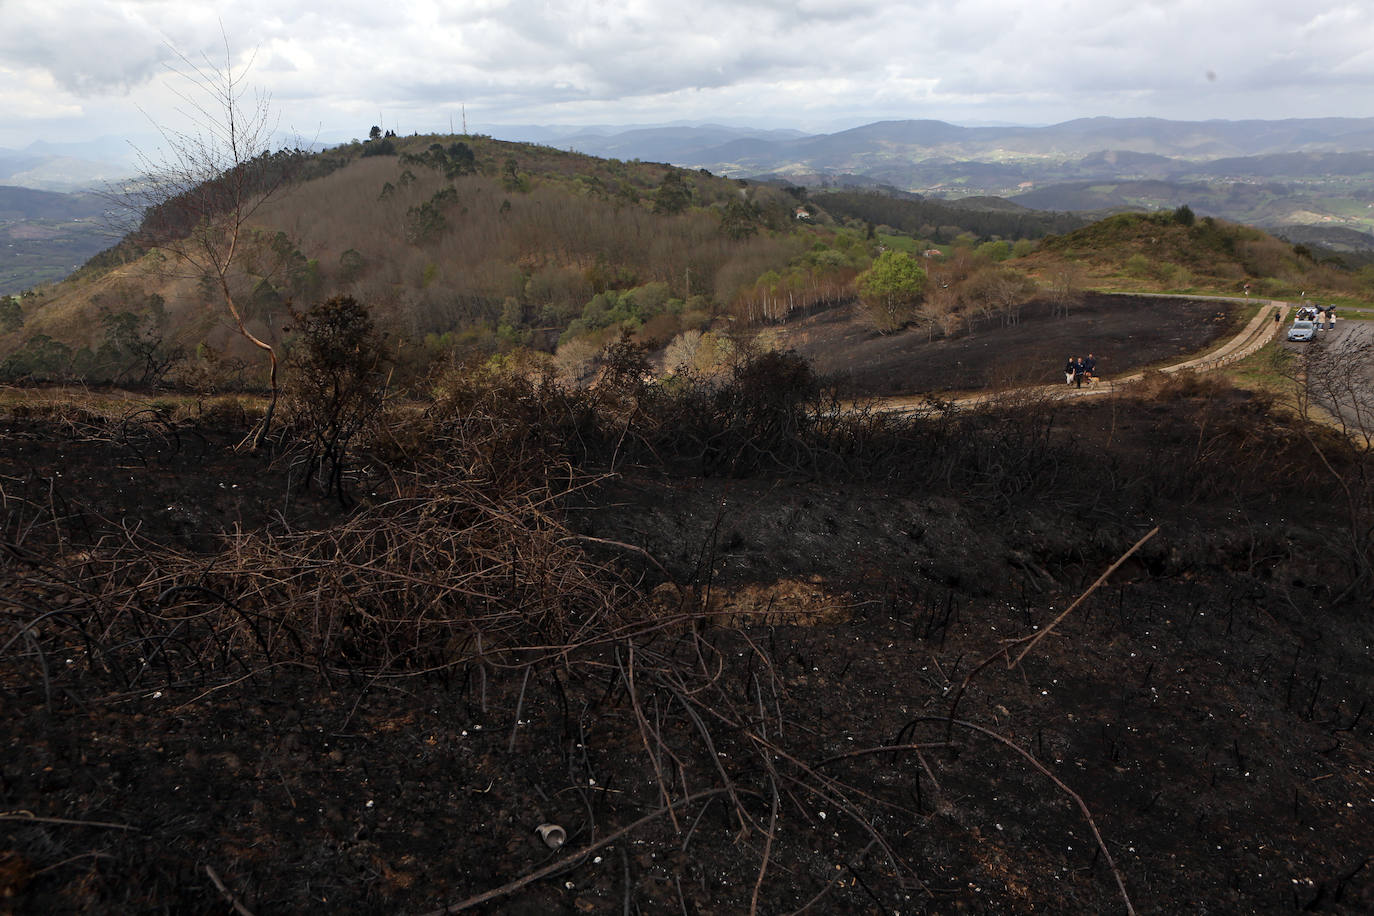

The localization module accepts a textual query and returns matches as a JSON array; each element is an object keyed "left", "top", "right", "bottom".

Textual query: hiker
[
  {"left": 1073, "top": 357, "right": 1086, "bottom": 388},
  {"left": 1083, "top": 353, "right": 1097, "bottom": 382},
  {"left": 1064, "top": 356, "right": 1076, "bottom": 385}
]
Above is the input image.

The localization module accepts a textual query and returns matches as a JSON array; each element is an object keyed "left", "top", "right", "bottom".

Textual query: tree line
[{"left": 815, "top": 189, "right": 1087, "bottom": 242}]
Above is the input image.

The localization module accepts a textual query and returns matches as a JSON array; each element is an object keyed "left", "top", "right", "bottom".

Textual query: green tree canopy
[
  {"left": 653, "top": 168, "right": 692, "bottom": 215},
  {"left": 857, "top": 250, "right": 927, "bottom": 333}
]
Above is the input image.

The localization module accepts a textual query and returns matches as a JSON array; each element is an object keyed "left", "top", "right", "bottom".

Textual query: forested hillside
[
  {"left": 2, "top": 135, "right": 1371, "bottom": 390},
  {"left": 2, "top": 135, "right": 846, "bottom": 382}
]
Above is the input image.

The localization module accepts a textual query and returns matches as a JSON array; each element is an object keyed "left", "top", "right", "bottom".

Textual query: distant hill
[
  {"left": 2, "top": 135, "right": 853, "bottom": 369},
  {"left": 0, "top": 138, "right": 139, "bottom": 192},
  {"left": 809, "top": 189, "right": 1087, "bottom": 241},
  {"left": 9, "top": 115, "right": 1374, "bottom": 263},
  {"left": 0, "top": 186, "right": 113, "bottom": 294},
  {"left": 0, "top": 186, "right": 108, "bottom": 221},
  {"left": 1008, "top": 178, "right": 1374, "bottom": 253},
  {"left": 1018, "top": 208, "right": 1323, "bottom": 292},
  {"left": 1271, "top": 224, "right": 1374, "bottom": 264},
  {"left": 516, "top": 124, "right": 810, "bottom": 164},
  {"left": 545, "top": 117, "right": 1374, "bottom": 244},
  {"left": 648, "top": 117, "right": 1374, "bottom": 175}
]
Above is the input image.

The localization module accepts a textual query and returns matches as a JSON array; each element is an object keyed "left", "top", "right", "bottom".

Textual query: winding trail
[{"left": 880, "top": 298, "right": 1287, "bottom": 415}]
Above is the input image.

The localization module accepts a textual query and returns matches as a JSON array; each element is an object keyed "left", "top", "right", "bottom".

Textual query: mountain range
[
  {"left": 0, "top": 138, "right": 142, "bottom": 193},
  {"left": 16, "top": 117, "right": 1374, "bottom": 194},
  {"left": 478, "top": 118, "right": 1374, "bottom": 249},
  {"left": 523, "top": 116, "right": 1374, "bottom": 173},
  {"left": 4, "top": 116, "right": 1374, "bottom": 295}
]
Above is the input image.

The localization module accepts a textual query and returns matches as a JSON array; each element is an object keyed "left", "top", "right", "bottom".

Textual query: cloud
[
  {"left": 2, "top": 0, "right": 1373, "bottom": 147},
  {"left": 0, "top": 2, "right": 173, "bottom": 95}
]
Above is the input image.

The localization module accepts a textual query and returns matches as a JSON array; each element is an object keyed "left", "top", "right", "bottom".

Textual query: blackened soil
[
  {"left": 784, "top": 294, "right": 1240, "bottom": 395},
  {"left": 2, "top": 366, "right": 1372, "bottom": 914}
]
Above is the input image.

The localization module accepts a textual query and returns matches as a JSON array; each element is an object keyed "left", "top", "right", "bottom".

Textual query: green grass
[
  {"left": 876, "top": 233, "right": 919, "bottom": 253},
  {"left": 1216, "top": 340, "right": 1309, "bottom": 418}
]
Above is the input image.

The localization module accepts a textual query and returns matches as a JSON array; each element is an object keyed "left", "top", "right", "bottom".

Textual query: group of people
[
  {"left": 1064, "top": 353, "right": 1096, "bottom": 388},
  {"left": 1296, "top": 305, "right": 1335, "bottom": 325}
]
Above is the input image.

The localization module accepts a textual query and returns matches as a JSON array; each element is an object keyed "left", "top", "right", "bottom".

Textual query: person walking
[
  {"left": 1073, "top": 357, "right": 1085, "bottom": 388},
  {"left": 1083, "top": 353, "right": 1097, "bottom": 382},
  {"left": 1064, "top": 356, "right": 1076, "bottom": 385}
]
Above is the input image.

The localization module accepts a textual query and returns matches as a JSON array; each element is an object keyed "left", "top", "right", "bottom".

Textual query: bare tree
[
  {"left": 962, "top": 265, "right": 1038, "bottom": 327},
  {"left": 1046, "top": 260, "right": 1086, "bottom": 319},
  {"left": 122, "top": 32, "right": 298, "bottom": 449}
]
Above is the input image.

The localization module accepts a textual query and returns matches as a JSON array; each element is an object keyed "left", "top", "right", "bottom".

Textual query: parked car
[{"left": 1287, "top": 319, "right": 1316, "bottom": 341}]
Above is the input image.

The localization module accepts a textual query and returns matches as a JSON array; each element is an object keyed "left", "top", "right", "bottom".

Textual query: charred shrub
[
  {"left": 593, "top": 331, "right": 655, "bottom": 408},
  {"left": 1128, "top": 367, "right": 1231, "bottom": 400},
  {"left": 636, "top": 347, "right": 826, "bottom": 477},
  {"left": 958, "top": 394, "right": 1062, "bottom": 504},
  {"left": 701, "top": 348, "right": 822, "bottom": 475},
  {"left": 377, "top": 358, "right": 600, "bottom": 493},
  {"left": 283, "top": 295, "right": 389, "bottom": 503}
]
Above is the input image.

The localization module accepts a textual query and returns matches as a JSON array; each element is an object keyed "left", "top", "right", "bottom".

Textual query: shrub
[{"left": 283, "top": 295, "right": 390, "bottom": 503}]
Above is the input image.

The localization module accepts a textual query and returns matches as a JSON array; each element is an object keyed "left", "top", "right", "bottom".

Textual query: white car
[{"left": 1287, "top": 319, "right": 1316, "bottom": 342}]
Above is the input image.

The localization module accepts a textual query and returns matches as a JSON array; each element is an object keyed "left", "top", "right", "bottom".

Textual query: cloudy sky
[{"left": 4, "top": 0, "right": 1374, "bottom": 152}]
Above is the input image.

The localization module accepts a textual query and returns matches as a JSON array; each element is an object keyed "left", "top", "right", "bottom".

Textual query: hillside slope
[
  {"left": 3, "top": 139, "right": 1368, "bottom": 393},
  {"left": 3, "top": 136, "right": 827, "bottom": 368}
]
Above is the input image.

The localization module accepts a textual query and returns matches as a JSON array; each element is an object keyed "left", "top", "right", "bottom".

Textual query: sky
[{"left": 3, "top": 0, "right": 1374, "bottom": 154}]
